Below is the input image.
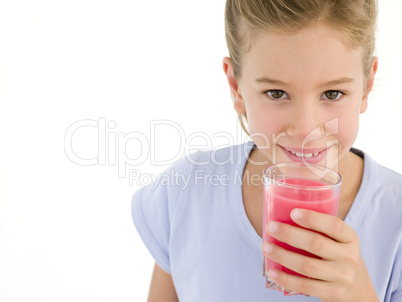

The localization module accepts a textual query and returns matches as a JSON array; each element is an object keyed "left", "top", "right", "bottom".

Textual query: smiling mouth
[
  {"left": 287, "top": 150, "right": 319, "bottom": 158},
  {"left": 279, "top": 145, "right": 331, "bottom": 159}
]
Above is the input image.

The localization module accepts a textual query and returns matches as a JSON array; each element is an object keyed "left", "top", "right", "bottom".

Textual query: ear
[
  {"left": 222, "top": 57, "right": 246, "bottom": 115},
  {"left": 360, "top": 56, "right": 378, "bottom": 114}
]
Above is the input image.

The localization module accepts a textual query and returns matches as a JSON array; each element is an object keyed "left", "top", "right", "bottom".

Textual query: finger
[
  {"left": 262, "top": 242, "right": 337, "bottom": 281},
  {"left": 267, "top": 267, "right": 332, "bottom": 298},
  {"left": 266, "top": 221, "right": 341, "bottom": 260},
  {"left": 290, "top": 208, "right": 357, "bottom": 243}
]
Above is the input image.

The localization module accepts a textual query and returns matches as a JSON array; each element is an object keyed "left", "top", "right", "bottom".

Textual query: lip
[{"left": 279, "top": 145, "right": 332, "bottom": 164}]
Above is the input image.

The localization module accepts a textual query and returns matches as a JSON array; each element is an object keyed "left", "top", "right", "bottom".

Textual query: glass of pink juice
[{"left": 262, "top": 162, "right": 342, "bottom": 296}]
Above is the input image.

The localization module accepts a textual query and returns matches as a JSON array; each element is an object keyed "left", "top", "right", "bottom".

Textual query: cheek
[
  {"left": 246, "top": 106, "right": 284, "bottom": 146},
  {"left": 337, "top": 106, "right": 360, "bottom": 147}
]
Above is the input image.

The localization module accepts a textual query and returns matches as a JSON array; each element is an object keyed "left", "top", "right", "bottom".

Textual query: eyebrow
[{"left": 254, "top": 77, "right": 355, "bottom": 88}]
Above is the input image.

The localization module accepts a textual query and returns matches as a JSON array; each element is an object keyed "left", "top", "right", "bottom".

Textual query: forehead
[{"left": 241, "top": 25, "right": 364, "bottom": 84}]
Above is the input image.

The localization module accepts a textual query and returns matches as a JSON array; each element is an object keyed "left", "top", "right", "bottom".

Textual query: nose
[{"left": 286, "top": 101, "right": 324, "bottom": 142}]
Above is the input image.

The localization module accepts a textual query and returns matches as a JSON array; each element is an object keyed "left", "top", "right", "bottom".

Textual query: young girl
[{"left": 131, "top": 0, "right": 402, "bottom": 301}]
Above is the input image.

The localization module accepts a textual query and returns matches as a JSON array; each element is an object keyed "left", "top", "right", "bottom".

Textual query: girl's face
[{"left": 224, "top": 24, "right": 377, "bottom": 170}]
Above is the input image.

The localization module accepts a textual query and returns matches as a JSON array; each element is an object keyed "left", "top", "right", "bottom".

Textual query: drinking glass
[{"left": 262, "top": 162, "right": 342, "bottom": 295}]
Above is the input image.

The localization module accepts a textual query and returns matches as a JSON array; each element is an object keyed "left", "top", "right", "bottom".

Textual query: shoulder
[
  {"left": 367, "top": 153, "right": 402, "bottom": 196},
  {"left": 360, "top": 150, "right": 402, "bottom": 207},
  {"left": 376, "top": 164, "right": 402, "bottom": 188},
  {"left": 163, "top": 140, "right": 253, "bottom": 176},
  {"left": 132, "top": 141, "right": 253, "bottom": 202},
  {"left": 131, "top": 142, "right": 253, "bottom": 244}
]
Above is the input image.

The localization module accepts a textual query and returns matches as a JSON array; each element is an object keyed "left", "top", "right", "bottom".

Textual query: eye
[
  {"left": 265, "top": 90, "right": 288, "bottom": 100},
  {"left": 322, "top": 90, "right": 344, "bottom": 101}
]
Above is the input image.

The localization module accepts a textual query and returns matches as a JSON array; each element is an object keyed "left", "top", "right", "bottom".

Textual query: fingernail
[
  {"left": 292, "top": 209, "right": 303, "bottom": 220},
  {"left": 263, "top": 243, "right": 272, "bottom": 254},
  {"left": 268, "top": 269, "right": 277, "bottom": 279},
  {"left": 267, "top": 221, "right": 277, "bottom": 233}
]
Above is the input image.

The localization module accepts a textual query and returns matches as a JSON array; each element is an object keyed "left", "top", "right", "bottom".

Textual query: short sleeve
[{"left": 131, "top": 176, "right": 172, "bottom": 274}]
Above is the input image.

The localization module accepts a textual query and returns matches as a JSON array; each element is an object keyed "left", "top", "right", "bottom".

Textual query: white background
[{"left": 0, "top": 1, "right": 401, "bottom": 301}]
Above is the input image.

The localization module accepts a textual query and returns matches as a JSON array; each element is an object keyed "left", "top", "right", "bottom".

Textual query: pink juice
[{"left": 263, "top": 177, "right": 340, "bottom": 278}]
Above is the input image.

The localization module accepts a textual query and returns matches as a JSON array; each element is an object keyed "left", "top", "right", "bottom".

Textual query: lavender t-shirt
[{"left": 131, "top": 141, "right": 402, "bottom": 301}]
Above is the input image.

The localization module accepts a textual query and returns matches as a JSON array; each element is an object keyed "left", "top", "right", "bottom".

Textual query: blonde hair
[{"left": 224, "top": 0, "right": 378, "bottom": 136}]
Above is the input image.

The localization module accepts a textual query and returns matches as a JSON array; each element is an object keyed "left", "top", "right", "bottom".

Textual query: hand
[{"left": 261, "top": 208, "right": 379, "bottom": 302}]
